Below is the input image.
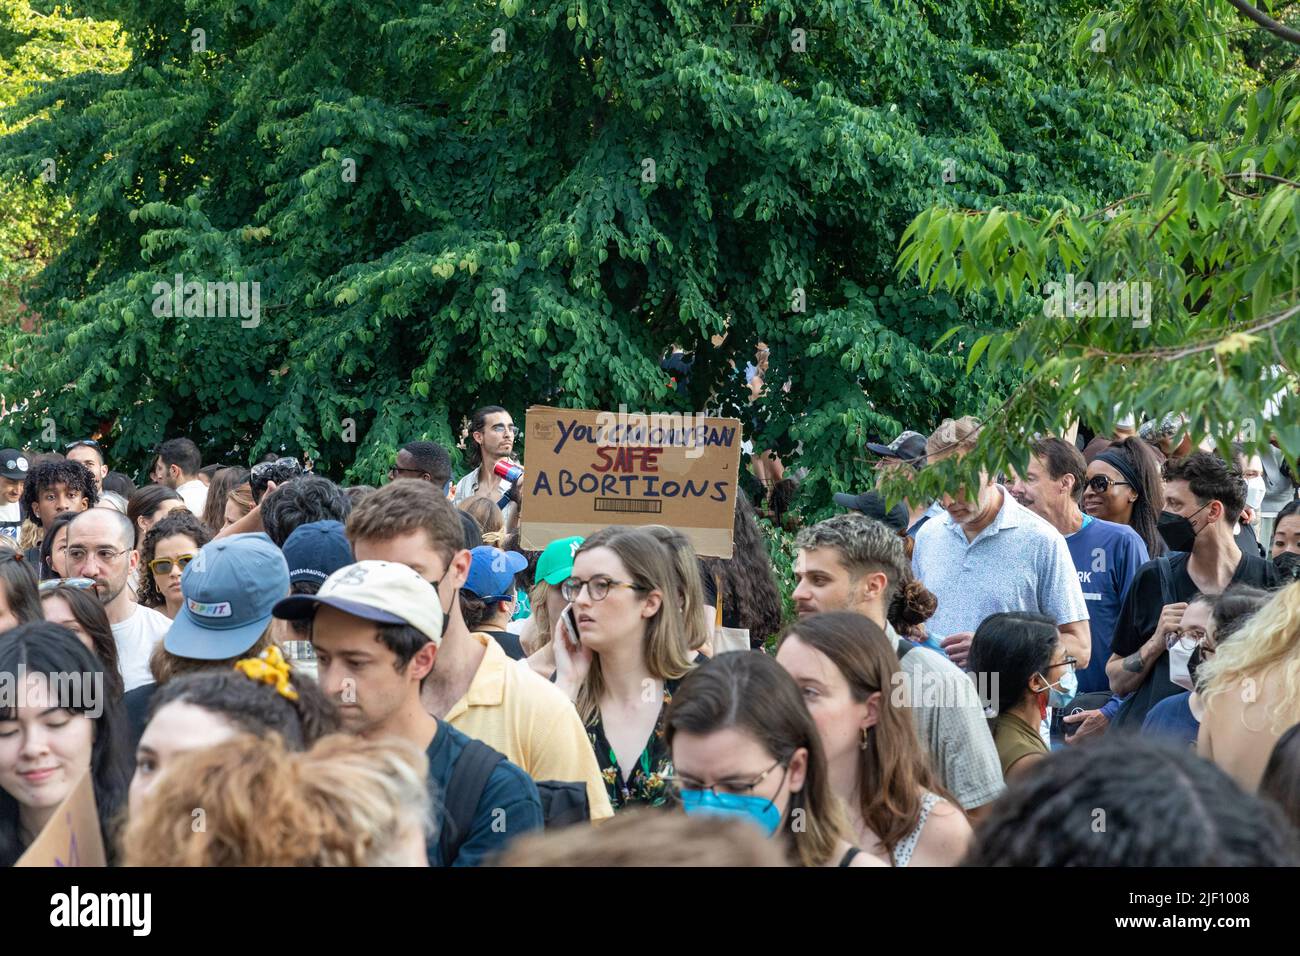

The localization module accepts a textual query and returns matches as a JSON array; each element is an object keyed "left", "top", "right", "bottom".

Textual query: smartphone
[{"left": 562, "top": 605, "right": 581, "bottom": 647}]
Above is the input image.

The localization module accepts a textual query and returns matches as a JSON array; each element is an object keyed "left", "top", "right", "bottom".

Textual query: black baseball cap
[
  {"left": 0, "top": 450, "right": 30, "bottom": 481},
  {"left": 831, "top": 491, "right": 910, "bottom": 533},
  {"left": 865, "top": 430, "right": 927, "bottom": 469}
]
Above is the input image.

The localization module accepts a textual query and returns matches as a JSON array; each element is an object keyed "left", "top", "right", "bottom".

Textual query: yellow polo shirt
[{"left": 447, "top": 633, "right": 614, "bottom": 821}]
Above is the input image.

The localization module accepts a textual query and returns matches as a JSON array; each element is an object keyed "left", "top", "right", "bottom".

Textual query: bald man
[{"left": 66, "top": 508, "right": 172, "bottom": 691}]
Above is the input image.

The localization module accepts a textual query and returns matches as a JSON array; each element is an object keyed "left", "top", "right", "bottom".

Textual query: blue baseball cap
[
  {"left": 164, "top": 533, "right": 290, "bottom": 660},
  {"left": 463, "top": 546, "right": 527, "bottom": 603},
  {"left": 282, "top": 520, "right": 354, "bottom": 586}
]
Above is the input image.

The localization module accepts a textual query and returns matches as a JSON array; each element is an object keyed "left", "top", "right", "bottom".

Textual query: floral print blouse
[{"left": 587, "top": 678, "right": 685, "bottom": 812}]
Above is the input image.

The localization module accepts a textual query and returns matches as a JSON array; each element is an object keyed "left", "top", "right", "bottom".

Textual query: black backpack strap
[
  {"left": 1155, "top": 556, "right": 1177, "bottom": 607},
  {"left": 895, "top": 638, "right": 913, "bottom": 660},
  {"left": 437, "top": 738, "right": 506, "bottom": 866}
]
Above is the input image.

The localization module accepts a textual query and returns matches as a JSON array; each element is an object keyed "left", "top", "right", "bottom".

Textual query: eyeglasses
[
  {"left": 665, "top": 758, "right": 786, "bottom": 799},
  {"left": 65, "top": 439, "right": 102, "bottom": 451},
  {"left": 148, "top": 554, "right": 194, "bottom": 575},
  {"left": 66, "top": 546, "right": 131, "bottom": 565},
  {"left": 486, "top": 424, "right": 519, "bottom": 437},
  {"left": 1085, "top": 475, "right": 1132, "bottom": 494},
  {"left": 560, "top": 576, "right": 650, "bottom": 602},
  {"left": 387, "top": 466, "right": 428, "bottom": 480},
  {"left": 1165, "top": 628, "right": 1208, "bottom": 651},
  {"left": 38, "top": 577, "right": 98, "bottom": 593},
  {"left": 251, "top": 457, "right": 299, "bottom": 477},
  {"left": 1043, "top": 656, "right": 1079, "bottom": 674}
]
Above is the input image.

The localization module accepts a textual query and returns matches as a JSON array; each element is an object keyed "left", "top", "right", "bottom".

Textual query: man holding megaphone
[{"left": 454, "top": 405, "right": 523, "bottom": 528}]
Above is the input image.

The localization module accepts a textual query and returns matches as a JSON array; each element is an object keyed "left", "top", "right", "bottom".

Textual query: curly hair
[
  {"left": 137, "top": 511, "right": 213, "bottom": 610},
  {"left": 699, "top": 490, "right": 783, "bottom": 647},
  {"left": 146, "top": 666, "right": 339, "bottom": 750},
  {"left": 260, "top": 475, "right": 352, "bottom": 547},
  {"left": 19, "top": 460, "right": 98, "bottom": 527},
  {"left": 964, "top": 734, "right": 1300, "bottom": 866},
  {"left": 119, "top": 732, "right": 431, "bottom": 866}
]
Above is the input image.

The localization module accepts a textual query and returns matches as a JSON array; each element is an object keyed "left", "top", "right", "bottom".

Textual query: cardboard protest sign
[
  {"left": 521, "top": 406, "right": 742, "bottom": 557},
  {"left": 15, "top": 767, "right": 106, "bottom": 867}
]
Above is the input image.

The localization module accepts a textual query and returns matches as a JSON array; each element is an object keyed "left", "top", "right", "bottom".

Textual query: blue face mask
[
  {"left": 1038, "top": 668, "right": 1078, "bottom": 710},
  {"left": 680, "top": 786, "right": 784, "bottom": 837}
]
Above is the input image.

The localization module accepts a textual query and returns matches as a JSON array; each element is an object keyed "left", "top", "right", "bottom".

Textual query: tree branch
[{"left": 1222, "top": 0, "right": 1300, "bottom": 45}]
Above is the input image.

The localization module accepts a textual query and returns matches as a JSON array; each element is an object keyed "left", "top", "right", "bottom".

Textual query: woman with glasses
[
  {"left": 776, "top": 612, "right": 972, "bottom": 866},
  {"left": 138, "top": 512, "right": 212, "bottom": 620},
  {"left": 665, "top": 650, "right": 881, "bottom": 867},
  {"left": 969, "top": 612, "right": 1074, "bottom": 782},
  {"left": 1083, "top": 437, "right": 1167, "bottom": 558},
  {"left": 551, "top": 527, "right": 696, "bottom": 811},
  {"left": 1142, "top": 585, "right": 1271, "bottom": 748}
]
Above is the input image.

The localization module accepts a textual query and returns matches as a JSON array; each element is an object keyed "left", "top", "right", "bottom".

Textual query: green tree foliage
[
  {"left": 0, "top": 1, "right": 127, "bottom": 326},
  {"left": 896, "top": 0, "right": 1300, "bottom": 502},
  {"left": 0, "top": 0, "right": 1227, "bottom": 492}
]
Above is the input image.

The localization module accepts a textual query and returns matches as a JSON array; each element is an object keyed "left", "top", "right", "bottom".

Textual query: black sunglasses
[
  {"left": 1085, "top": 475, "right": 1132, "bottom": 494},
  {"left": 65, "top": 439, "right": 102, "bottom": 451}
]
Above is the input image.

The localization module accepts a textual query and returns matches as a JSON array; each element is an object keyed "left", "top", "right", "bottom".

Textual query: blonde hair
[
  {"left": 18, "top": 518, "right": 41, "bottom": 553},
  {"left": 121, "top": 732, "right": 431, "bottom": 866},
  {"left": 496, "top": 809, "right": 787, "bottom": 867},
  {"left": 522, "top": 578, "right": 555, "bottom": 656},
  {"left": 925, "top": 415, "right": 982, "bottom": 460},
  {"left": 226, "top": 482, "right": 254, "bottom": 521},
  {"left": 573, "top": 527, "right": 695, "bottom": 723},
  {"left": 1200, "top": 580, "right": 1300, "bottom": 734},
  {"left": 643, "top": 525, "right": 710, "bottom": 651}
]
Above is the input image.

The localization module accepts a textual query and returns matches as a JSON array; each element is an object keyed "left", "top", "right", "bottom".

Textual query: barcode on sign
[{"left": 594, "top": 498, "right": 663, "bottom": 514}]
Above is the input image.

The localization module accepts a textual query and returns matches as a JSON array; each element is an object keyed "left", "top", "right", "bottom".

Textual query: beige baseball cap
[{"left": 271, "top": 559, "right": 445, "bottom": 645}]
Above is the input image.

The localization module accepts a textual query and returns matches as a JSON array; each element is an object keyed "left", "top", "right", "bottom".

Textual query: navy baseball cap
[
  {"left": 865, "top": 430, "right": 928, "bottom": 469},
  {"left": 831, "top": 491, "right": 910, "bottom": 533},
  {"left": 164, "top": 533, "right": 290, "bottom": 660},
  {"left": 282, "top": 520, "right": 354, "bottom": 586},
  {"left": 463, "top": 546, "right": 527, "bottom": 603}
]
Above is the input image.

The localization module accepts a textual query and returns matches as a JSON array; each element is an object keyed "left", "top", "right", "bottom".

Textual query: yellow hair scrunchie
[{"left": 233, "top": 645, "right": 300, "bottom": 701}]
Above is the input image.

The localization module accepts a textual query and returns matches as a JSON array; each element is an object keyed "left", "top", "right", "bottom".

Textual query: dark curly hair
[
  {"left": 699, "top": 490, "right": 783, "bottom": 647},
  {"left": 146, "top": 666, "right": 340, "bottom": 751},
  {"left": 260, "top": 475, "right": 352, "bottom": 547},
  {"left": 963, "top": 735, "right": 1300, "bottom": 866},
  {"left": 138, "top": 511, "right": 213, "bottom": 610},
  {"left": 19, "top": 460, "right": 98, "bottom": 527}
]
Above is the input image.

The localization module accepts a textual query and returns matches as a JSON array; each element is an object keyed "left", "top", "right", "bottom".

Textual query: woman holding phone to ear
[{"left": 552, "top": 527, "right": 696, "bottom": 811}]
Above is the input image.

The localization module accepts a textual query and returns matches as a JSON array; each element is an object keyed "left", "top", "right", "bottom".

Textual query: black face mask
[
  {"left": 1274, "top": 551, "right": 1300, "bottom": 582},
  {"left": 1158, "top": 502, "right": 1211, "bottom": 553}
]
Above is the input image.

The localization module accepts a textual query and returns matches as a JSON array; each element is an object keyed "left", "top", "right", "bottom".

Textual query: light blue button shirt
[{"left": 911, "top": 486, "right": 1090, "bottom": 643}]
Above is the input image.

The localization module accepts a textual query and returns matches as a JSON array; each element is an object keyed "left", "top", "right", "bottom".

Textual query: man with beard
[
  {"left": 65, "top": 508, "right": 171, "bottom": 691},
  {"left": 454, "top": 406, "right": 520, "bottom": 528}
]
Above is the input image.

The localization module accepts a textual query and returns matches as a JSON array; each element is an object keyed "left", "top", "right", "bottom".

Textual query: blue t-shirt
[
  {"left": 424, "top": 719, "right": 544, "bottom": 867},
  {"left": 1141, "top": 691, "right": 1199, "bottom": 747},
  {"left": 1064, "top": 515, "right": 1149, "bottom": 694}
]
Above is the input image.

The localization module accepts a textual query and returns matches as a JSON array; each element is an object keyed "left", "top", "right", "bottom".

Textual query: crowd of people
[{"left": 2, "top": 404, "right": 1300, "bottom": 868}]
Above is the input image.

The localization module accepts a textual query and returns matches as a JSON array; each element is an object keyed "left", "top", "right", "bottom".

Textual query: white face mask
[
  {"left": 1245, "top": 476, "right": 1266, "bottom": 512},
  {"left": 1169, "top": 638, "right": 1196, "bottom": 692}
]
